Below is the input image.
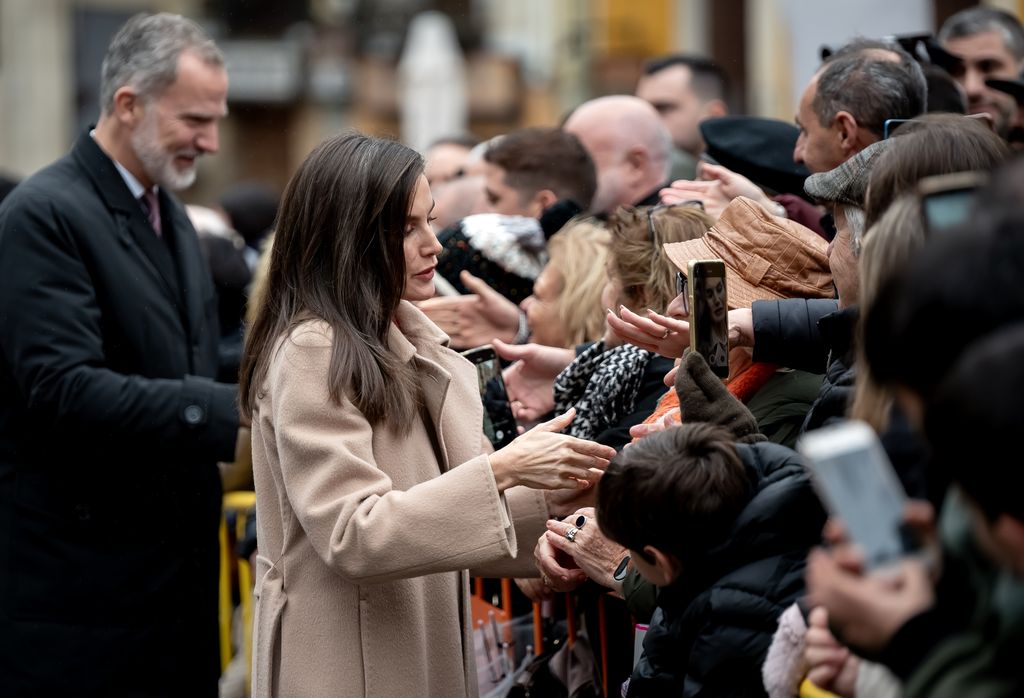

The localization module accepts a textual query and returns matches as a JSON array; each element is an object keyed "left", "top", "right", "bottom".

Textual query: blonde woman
[{"left": 519, "top": 218, "right": 610, "bottom": 348}]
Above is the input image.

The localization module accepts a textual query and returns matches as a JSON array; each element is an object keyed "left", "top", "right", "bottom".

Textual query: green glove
[{"left": 675, "top": 350, "right": 766, "bottom": 443}]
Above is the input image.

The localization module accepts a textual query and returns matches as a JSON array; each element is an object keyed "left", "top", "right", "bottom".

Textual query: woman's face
[
  {"left": 520, "top": 262, "right": 567, "bottom": 347},
  {"left": 401, "top": 174, "right": 442, "bottom": 302},
  {"left": 703, "top": 275, "right": 726, "bottom": 322}
]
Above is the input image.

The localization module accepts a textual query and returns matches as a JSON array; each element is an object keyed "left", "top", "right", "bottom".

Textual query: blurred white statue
[{"left": 398, "top": 11, "right": 468, "bottom": 153}]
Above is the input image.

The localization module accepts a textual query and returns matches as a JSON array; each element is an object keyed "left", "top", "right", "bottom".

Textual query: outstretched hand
[
  {"left": 606, "top": 305, "right": 690, "bottom": 357},
  {"left": 488, "top": 408, "right": 616, "bottom": 491},
  {"left": 417, "top": 271, "right": 521, "bottom": 349},
  {"left": 494, "top": 339, "right": 574, "bottom": 423}
]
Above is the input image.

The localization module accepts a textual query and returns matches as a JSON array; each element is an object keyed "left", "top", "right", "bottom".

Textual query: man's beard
[{"left": 131, "top": 111, "right": 200, "bottom": 191}]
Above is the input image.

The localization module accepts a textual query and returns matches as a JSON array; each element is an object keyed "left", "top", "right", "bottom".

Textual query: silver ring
[
  {"left": 541, "top": 573, "right": 550, "bottom": 587},
  {"left": 659, "top": 328, "right": 670, "bottom": 339},
  {"left": 566, "top": 526, "right": 579, "bottom": 542},
  {"left": 574, "top": 514, "right": 587, "bottom": 529}
]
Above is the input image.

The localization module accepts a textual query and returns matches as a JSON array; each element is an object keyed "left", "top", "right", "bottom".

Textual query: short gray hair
[
  {"left": 939, "top": 7, "right": 1024, "bottom": 62},
  {"left": 840, "top": 204, "right": 866, "bottom": 257},
  {"left": 100, "top": 13, "right": 223, "bottom": 115},
  {"left": 814, "top": 43, "right": 926, "bottom": 139}
]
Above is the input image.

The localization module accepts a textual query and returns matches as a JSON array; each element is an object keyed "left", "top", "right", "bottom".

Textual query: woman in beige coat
[{"left": 239, "top": 132, "right": 616, "bottom": 697}]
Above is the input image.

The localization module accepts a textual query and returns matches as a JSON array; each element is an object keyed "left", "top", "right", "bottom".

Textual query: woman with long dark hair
[{"left": 239, "top": 132, "right": 614, "bottom": 697}]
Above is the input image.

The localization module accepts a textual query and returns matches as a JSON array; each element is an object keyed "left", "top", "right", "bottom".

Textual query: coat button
[
  {"left": 74, "top": 504, "right": 92, "bottom": 522},
  {"left": 183, "top": 404, "right": 205, "bottom": 425}
]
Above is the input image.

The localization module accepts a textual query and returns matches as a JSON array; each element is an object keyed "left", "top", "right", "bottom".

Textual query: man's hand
[
  {"left": 494, "top": 339, "right": 574, "bottom": 423},
  {"left": 417, "top": 271, "right": 521, "bottom": 349}
]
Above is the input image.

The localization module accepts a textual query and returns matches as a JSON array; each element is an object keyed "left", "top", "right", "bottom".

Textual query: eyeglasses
[
  {"left": 646, "top": 201, "right": 704, "bottom": 244},
  {"left": 676, "top": 271, "right": 689, "bottom": 314}
]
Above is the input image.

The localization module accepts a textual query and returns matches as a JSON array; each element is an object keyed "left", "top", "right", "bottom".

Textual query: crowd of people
[{"left": 1, "top": 6, "right": 1024, "bottom": 698}]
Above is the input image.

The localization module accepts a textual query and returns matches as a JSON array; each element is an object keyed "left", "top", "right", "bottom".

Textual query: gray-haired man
[{"left": 0, "top": 13, "right": 238, "bottom": 695}]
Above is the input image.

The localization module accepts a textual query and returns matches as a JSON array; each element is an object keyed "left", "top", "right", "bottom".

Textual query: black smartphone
[
  {"left": 917, "top": 171, "right": 988, "bottom": 235},
  {"left": 687, "top": 260, "right": 729, "bottom": 379},
  {"left": 461, "top": 345, "right": 518, "bottom": 449}
]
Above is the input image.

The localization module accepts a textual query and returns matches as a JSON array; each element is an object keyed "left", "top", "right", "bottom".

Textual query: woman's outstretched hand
[{"left": 489, "top": 408, "right": 616, "bottom": 491}]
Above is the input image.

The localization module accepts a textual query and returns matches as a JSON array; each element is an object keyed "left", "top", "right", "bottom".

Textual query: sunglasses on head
[{"left": 646, "top": 201, "right": 705, "bottom": 243}]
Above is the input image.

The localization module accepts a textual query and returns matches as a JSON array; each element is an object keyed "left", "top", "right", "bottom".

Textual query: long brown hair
[{"left": 239, "top": 132, "right": 424, "bottom": 429}]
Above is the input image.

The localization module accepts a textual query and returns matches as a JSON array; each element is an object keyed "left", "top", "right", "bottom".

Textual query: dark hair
[
  {"left": 927, "top": 323, "right": 1024, "bottom": 521},
  {"left": 864, "top": 205, "right": 1024, "bottom": 404},
  {"left": 814, "top": 41, "right": 926, "bottom": 139},
  {"left": 921, "top": 64, "right": 967, "bottom": 114},
  {"left": 483, "top": 127, "right": 597, "bottom": 210},
  {"left": 219, "top": 181, "right": 280, "bottom": 247},
  {"left": 863, "top": 113, "right": 1009, "bottom": 228},
  {"left": 939, "top": 7, "right": 1024, "bottom": 62},
  {"left": 240, "top": 132, "right": 424, "bottom": 428},
  {"left": 596, "top": 423, "right": 752, "bottom": 563},
  {"left": 642, "top": 54, "right": 730, "bottom": 103}
]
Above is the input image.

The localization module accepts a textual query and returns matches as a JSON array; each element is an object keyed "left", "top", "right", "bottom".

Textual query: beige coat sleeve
[
  {"left": 267, "top": 338, "right": 521, "bottom": 585},
  {"left": 471, "top": 485, "right": 549, "bottom": 578}
]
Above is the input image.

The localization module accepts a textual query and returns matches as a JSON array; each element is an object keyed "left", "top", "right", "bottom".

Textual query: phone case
[
  {"left": 687, "top": 260, "right": 730, "bottom": 379},
  {"left": 460, "top": 345, "right": 518, "bottom": 449}
]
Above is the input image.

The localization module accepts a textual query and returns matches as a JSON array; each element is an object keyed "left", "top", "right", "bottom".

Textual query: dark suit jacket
[{"left": 0, "top": 132, "right": 238, "bottom": 696}]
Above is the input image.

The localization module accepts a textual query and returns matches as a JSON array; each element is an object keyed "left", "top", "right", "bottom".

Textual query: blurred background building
[{"left": 1, "top": 0, "right": 1021, "bottom": 204}]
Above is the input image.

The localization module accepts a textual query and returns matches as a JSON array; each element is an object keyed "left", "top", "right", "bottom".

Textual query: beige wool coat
[{"left": 250, "top": 302, "right": 549, "bottom": 697}]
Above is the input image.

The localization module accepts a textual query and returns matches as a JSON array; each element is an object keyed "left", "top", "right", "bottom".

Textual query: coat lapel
[
  {"left": 71, "top": 133, "right": 183, "bottom": 308},
  {"left": 163, "top": 191, "right": 206, "bottom": 339}
]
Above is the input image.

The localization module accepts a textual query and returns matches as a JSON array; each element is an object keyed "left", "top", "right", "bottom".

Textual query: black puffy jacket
[{"left": 627, "top": 442, "right": 826, "bottom": 698}]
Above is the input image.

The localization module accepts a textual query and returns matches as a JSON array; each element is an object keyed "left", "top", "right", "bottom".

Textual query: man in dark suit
[{"left": 0, "top": 13, "right": 239, "bottom": 695}]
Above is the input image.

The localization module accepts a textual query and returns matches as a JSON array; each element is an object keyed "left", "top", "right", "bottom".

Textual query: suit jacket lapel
[{"left": 71, "top": 133, "right": 182, "bottom": 307}]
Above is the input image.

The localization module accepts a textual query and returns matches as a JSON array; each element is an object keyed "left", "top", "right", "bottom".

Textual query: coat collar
[{"left": 387, "top": 301, "right": 452, "bottom": 364}]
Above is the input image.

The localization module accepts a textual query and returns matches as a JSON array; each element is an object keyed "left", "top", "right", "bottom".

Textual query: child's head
[
  {"left": 596, "top": 423, "right": 753, "bottom": 586},
  {"left": 927, "top": 323, "right": 1024, "bottom": 578}
]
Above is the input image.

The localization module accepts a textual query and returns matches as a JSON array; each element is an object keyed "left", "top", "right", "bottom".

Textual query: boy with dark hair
[
  {"left": 482, "top": 127, "right": 596, "bottom": 216},
  {"left": 596, "top": 422, "right": 825, "bottom": 697}
]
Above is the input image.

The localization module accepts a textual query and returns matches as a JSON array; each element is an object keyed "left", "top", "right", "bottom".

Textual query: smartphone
[
  {"left": 798, "top": 420, "right": 913, "bottom": 571},
  {"left": 883, "top": 118, "right": 910, "bottom": 139},
  {"left": 460, "top": 345, "right": 517, "bottom": 449},
  {"left": 917, "top": 171, "right": 988, "bottom": 235},
  {"left": 687, "top": 260, "right": 729, "bottom": 379}
]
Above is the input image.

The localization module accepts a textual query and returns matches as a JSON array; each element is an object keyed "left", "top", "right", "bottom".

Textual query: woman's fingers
[{"left": 618, "top": 305, "right": 667, "bottom": 334}]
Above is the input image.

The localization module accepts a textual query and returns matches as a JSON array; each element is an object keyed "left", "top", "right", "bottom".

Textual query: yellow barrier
[
  {"left": 219, "top": 491, "right": 258, "bottom": 687},
  {"left": 800, "top": 677, "right": 840, "bottom": 698}
]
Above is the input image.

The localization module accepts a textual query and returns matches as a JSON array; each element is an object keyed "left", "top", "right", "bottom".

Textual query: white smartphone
[{"left": 797, "top": 420, "right": 912, "bottom": 571}]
